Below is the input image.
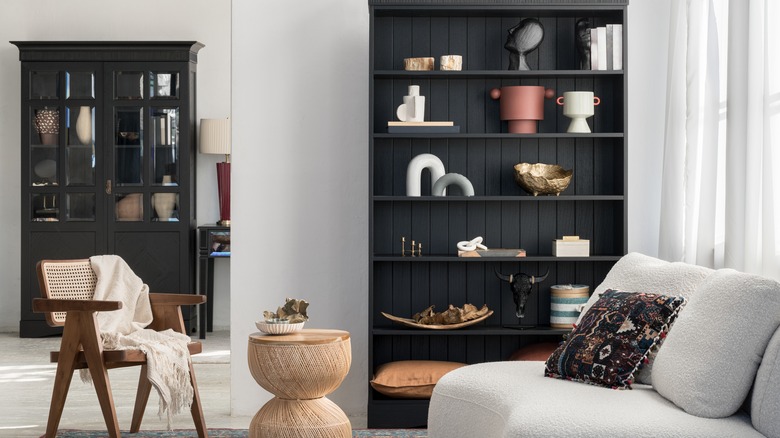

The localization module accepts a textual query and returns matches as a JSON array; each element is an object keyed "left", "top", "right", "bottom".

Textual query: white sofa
[{"left": 428, "top": 253, "right": 780, "bottom": 438}]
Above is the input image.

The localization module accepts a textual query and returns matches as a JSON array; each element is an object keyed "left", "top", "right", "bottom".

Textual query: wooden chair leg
[
  {"left": 130, "top": 364, "right": 153, "bottom": 433},
  {"left": 78, "top": 313, "right": 121, "bottom": 438},
  {"left": 189, "top": 360, "right": 208, "bottom": 438},
  {"left": 44, "top": 322, "right": 81, "bottom": 438}
]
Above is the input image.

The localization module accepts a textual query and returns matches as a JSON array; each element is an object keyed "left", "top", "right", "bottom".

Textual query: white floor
[{"left": 0, "top": 330, "right": 245, "bottom": 437}]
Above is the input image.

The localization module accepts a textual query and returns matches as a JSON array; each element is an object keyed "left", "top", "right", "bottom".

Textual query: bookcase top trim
[{"left": 369, "top": 0, "right": 628, "bottom": 5}]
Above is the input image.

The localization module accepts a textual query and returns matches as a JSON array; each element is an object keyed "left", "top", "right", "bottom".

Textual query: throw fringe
[{"left": 79, "top": 329, "right": 194, "bottom": 429}]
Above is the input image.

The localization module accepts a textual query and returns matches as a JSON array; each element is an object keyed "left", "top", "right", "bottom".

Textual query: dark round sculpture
[{"left": 505, "top": 18, "right": 544, "bottom": 70}]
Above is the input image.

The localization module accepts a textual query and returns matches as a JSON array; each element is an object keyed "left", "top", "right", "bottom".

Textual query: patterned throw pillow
[{"left": 545, "top": 289, "right": 686, "bottom": 389}]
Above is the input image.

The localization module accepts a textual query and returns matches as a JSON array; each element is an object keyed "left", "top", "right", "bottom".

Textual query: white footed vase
[
  {"left": 406, "top": 153, "right": 445, "bottom": 196},
  {"left": 76, "top": 106, "right": 92, "bottom": 145}
]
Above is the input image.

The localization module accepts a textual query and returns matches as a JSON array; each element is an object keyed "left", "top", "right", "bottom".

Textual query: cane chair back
[{"left": 37, "top": 259, "right": 97, "bottom": 326}]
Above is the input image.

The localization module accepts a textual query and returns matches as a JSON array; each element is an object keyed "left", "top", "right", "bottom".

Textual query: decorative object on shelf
[
  {"left": 75, "top": 105, "right": 92, "bottom": 145},
  {"left": 557, "top": 91, "right": 601, "bottom": 133},
  {"left": 33, "top": 159, "right": 57, "bottom": 184},
  {"left": 381, "top": 304, "right": 493, "bottom": 330},
  {"left": 456, "top": 236, "right": 488, "bottom": 252},
  {"left": 255, "top": 319, "right": 305, "bottom": 335},
  {"left": 440, "top": 55, "right": 462, "bottom": 71},
  {"left": 152, "top": 192, "right": 177, "bottom": 220},
  {"left": 513, "top": 162, "right": 573, "bottom": 196},
  {"left": 400, "top": 236, "right": 422, "bottom": 257},
  {"left": 576, "top": 18, "right": 592, "bottom": 70},
  {"left": 115, "top": 193, "right": 142, "bottom": 221},
  {"left": 34, "top": 107, "right": 59, "bottom": 145},
  {"left": 504, "top": 18, "right": 544, "bottom": 70},
  {"left": 406, "top": 153, "right": 445, "bottom": 196},
  {"left": 387, "top": 120, "right": 460, "bottom": 134},
  {"left": 458, "top": 248, "right": 527, "bottom": 258},
  {"left": 199, "top": 118, "right": 231, "bottom": 226},
  {"left": 432, "top": 173, "right": 474, "bottom": 197},
  {"left": 371, "top": 360, "right": 466, "bottom": 399},
  {"left": 495, "top": 268, "right": 549, "bottom": 320},
  {"left": 590, "top": 24, "right": 623, "bottom": 71},
  {"left": 553, "top": 235, "right": 590, "bottom": 257},
  {"left": 262, "top": 297, "right": 310, "bottom": 324},
  {"left": 490, "top": 86, "right": 555, "bottom": 133},
  {"left": 404, "top": 57, "right": 434, "bottom": 70},
  {"left": 550, "top": 284, "right": 590, "bottom": 328},
  {"left": 396, "top": 85, "right": 425, "bottom": 122}
]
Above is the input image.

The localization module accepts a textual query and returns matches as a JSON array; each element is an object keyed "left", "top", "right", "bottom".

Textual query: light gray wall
[
  {"left": 231, "top": 0, "right": 370, "bottom": 417},
  {"left": 230, "top": 0, "right": 672, "bottom": 419},
  {"left": 0, "top": 0, "right": 232, "bottom": 332}
]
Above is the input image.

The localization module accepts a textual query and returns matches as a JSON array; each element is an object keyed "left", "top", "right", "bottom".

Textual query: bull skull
[{"left": 495, "top": 268, "right": 550, "bottom": 319}]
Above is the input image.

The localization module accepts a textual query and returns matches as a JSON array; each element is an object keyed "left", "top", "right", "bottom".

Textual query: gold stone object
[
  {"left": 412, "top": 303, "right": 490, "bottom": 325},
  {"left": 404, "top": 57, "right": 435, "bottom": 71},
  {"left": 513, "top": 162, "right": 573, "bottom": 196},
  {"left": 440, "top": 55, "right": 463, "bottom": 71},
  {"left": 263, "top": 298, "right": 309, "bottom": 324}
]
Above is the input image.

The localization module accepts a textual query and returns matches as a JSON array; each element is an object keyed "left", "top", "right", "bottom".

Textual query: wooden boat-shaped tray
[{"left": 381, "top": 310, "right": 494, "bottom": 330}]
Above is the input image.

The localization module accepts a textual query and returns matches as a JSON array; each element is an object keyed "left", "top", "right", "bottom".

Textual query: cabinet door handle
[{"left": 105, "top": 179, "right": 112, "bottom": 194}]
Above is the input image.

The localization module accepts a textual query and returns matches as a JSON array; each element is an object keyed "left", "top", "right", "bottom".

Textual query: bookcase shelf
[{"left": 368, "top": 0, "right": 627, "bottom": 428}]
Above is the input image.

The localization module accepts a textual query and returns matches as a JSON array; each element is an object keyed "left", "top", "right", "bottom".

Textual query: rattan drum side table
[{"left": 248, "top": 329, "right": 352, "bottom": 438}]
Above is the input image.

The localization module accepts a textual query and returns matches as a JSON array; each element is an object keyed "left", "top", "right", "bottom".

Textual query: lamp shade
[{"left": 199, "top": 118, "right": 231, "bottom": 155}]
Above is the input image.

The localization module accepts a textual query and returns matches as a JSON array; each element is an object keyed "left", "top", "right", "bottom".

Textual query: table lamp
[{"left": 199, "top": 118, "right": 231, "bottom": 226}]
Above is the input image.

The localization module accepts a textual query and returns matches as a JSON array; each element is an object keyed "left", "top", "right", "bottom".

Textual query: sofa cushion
[
  {"left": 428, "top": 361, "right": 762, "bottom": 438},
  {"left": 752, "top": 327, "right": 780, "bottom": 437},
  {"left": 370, "top": 360, "right": 465, "bottom": 399},
  {"left": 579, "top": 252, "right": 714, "bottom": 383},
  {"left": 653, "top": 269, "right": 780, "bottom": 418},
  {"left": 546, "top": 289, "right": 685, "bottom": 389}
]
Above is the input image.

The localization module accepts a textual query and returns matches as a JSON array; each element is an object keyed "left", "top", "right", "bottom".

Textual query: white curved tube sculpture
[{"left": 406, "top": 153, "right": 446, "bottom": 196}]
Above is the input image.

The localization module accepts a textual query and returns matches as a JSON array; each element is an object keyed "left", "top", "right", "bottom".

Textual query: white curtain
[{"left": 658, "top": 0, "right": 780, "bottom": 279}]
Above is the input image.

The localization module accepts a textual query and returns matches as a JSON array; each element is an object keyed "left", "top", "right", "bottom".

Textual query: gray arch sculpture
[{"left": 432, "top": 173, "right": 475, "bottom": 197}]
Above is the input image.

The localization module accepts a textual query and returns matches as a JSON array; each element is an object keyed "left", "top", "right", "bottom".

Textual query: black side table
[{"left": 197, "top": 225, "right": 230, "bottom": 339}]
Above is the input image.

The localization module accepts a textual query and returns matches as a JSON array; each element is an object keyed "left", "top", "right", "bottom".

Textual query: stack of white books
[{"left": 590, "top": 24, "right": 622, "bottom": 71}]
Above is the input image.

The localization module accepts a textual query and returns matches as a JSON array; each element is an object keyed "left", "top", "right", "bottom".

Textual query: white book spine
[
  {"left": 613, "top": 24, "right": 623, "bottom": 70},
  {"left": 606, "top": 24, "right": 615, "bottom": 70},
  {"left": 596, "top": 27, "right": 607, "bottom": 70},
  {"left": 590, "top": 28, "right": 599, "bottom": 71}
]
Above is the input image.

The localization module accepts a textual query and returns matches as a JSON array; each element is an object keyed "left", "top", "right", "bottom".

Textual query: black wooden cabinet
[
  {"left": 13, "top": 42, "right": 204, "bottom": 337},
  {"left": 367, "top": 1, "right": 627, "bottom": 427}
]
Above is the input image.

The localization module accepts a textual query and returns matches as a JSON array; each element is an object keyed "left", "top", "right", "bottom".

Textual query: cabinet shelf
[
  {"left": 372, "top": 195, "right": 624, "bottom": 202},
  {"left": 373, "top": 133, "right": 624, "bottom": 139},
  {"left": 374, "top": 69, "right": 624, "bottom": 79},
  {"left": 373, "top": 326, "right": 571, "bottom": 336},
  {"left": 372, "top": 255, "right": 622, "bottom": 262}
]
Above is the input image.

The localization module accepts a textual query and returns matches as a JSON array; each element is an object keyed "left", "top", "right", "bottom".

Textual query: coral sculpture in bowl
[
  {"left": 257, "top": 298, "right": 309, "bottom": 335},
  {"left": 513, "top": 163, "right": 573, "bottom": 196}
]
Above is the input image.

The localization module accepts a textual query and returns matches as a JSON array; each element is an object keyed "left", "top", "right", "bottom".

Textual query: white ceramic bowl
[{"left": 255, "top": 320, "right": 305, "bottom": 335}]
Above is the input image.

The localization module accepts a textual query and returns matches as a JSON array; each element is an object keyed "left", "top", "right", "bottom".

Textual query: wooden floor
[{"left": 0, "top": 330, "right": 244, "bottom": 437}]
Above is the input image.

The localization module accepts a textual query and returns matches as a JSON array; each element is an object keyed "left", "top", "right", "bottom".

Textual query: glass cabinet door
[
  {"left": 110, "top": 67, "right": 184, "bottom": 223},
  {"left": 28, "top": 66, "right": 99, "bottom": 222}
]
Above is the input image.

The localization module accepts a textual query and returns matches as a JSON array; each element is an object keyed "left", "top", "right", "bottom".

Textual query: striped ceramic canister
[{"left": 550, "top": 284, "right": 589, "bottom": 328}]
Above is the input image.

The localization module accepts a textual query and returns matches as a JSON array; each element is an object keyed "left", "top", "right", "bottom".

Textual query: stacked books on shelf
[
  {"left": 387, "top": 121, "right": 461, "bottom": 134},
  {"left": 590, "top": 24, "right": 622, "bottom": 71}
]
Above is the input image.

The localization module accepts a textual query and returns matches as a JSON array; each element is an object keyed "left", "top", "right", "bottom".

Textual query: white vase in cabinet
[{"left": 76, "top": 106, "right": 92, "bottom": 145}]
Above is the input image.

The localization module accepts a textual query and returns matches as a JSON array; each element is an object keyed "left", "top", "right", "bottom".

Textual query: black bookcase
[
  {"left": 13, "top": 42, "right": 203, "bottom": 337},
  {"left": 367, "top": 1, "right": 627, "bottom": 427}
]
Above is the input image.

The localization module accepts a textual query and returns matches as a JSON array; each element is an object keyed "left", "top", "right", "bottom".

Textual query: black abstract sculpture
[
  {"left": 495, "top": 268, "right": 549, "bottom": 319},
  {"left": 576, "top": 18, "right": 592, "bottom": 70},
  {"left": 504, "top": 18, "right": 544, "bottom": 70}
]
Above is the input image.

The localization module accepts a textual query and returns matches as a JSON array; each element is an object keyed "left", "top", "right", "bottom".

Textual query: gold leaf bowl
[{"left": 513, "top": 162, "right": 573, "bottom": 196}]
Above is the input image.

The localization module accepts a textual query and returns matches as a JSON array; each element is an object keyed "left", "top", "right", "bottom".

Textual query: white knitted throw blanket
[{"left": 81, "top": 255, "right": 194, "bottom": 429}]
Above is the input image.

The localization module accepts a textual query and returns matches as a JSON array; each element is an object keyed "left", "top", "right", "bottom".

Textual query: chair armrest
[
  {"left": 32, "top": 298, "right": 123, "bottom": 313},
  {"left": 149, "top": 293, "right": 206, "bottom": 306}
]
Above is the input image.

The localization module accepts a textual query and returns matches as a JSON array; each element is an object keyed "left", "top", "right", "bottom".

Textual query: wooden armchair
[{"left": 32, "top": 259, "right": 207, "bottom": 438}]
